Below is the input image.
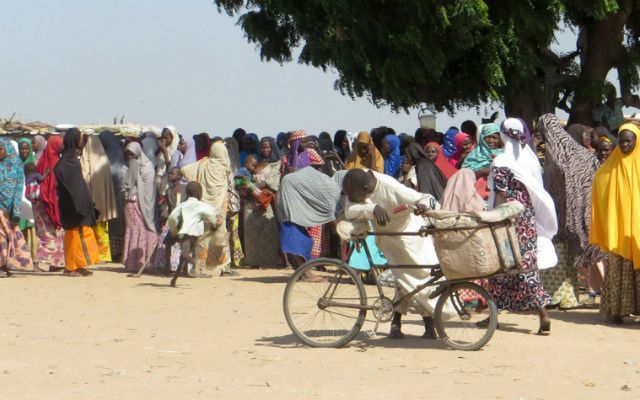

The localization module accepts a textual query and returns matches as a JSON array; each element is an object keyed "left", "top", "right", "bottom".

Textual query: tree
[{"left": 214, "top": 0, "right": 640, "bottom": 126}]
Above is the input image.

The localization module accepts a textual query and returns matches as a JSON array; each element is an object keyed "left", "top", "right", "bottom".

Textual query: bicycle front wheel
[
  {"left": 283, "top": 258, "right": 367, "bottom": 348},
  {"left": 434, "top": 282, "right": 498, "bottom": 351}
]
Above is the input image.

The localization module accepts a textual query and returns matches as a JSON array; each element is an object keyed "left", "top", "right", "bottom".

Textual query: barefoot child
[
  {"left": 342, "top": 169, "right": 454, "bottom": 339},
  {"left": 167, "top": 181, "right": 222, "bottom": 287}
]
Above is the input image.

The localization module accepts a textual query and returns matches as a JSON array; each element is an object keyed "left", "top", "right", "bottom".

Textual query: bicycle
[{"left": 283, "top": 212, "right": 528, "bottom": 351}]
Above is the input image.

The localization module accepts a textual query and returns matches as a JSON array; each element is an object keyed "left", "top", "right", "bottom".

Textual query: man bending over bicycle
[{"left": 342, "top": 169, "right": 454, "bottom": 339}]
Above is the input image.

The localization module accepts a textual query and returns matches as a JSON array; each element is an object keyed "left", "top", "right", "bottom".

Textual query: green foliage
[{"left": 214, "top": 0, "right": 640, "bottom": 118}]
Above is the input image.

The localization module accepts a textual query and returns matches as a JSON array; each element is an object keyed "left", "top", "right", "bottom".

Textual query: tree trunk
[
  {"left": 503, "top": 86, "right": 545, "bottom": 129},
  {"left": 568, "top": 2, "right": 631, "bottom": 125}
]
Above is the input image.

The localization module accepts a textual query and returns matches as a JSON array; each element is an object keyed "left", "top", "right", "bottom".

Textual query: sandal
[
  {"left": 78, "top": 268, "right": 93, "bottom": 276},
  {"left": 63, "top": 270, "right": 82, "bottom": 277}
]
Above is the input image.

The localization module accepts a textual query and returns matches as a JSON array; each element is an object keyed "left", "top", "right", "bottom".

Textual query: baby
[
  {"left": 24, "top": 162, "right": 49, "bottom": 202},
  {"left": 235, "top": 154, "right": 257, "bottom": 178}
]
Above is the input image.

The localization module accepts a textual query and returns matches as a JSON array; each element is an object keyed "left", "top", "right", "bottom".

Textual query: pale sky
[{"left": 0, "top": 0, "right": 620, "bottom": 138}]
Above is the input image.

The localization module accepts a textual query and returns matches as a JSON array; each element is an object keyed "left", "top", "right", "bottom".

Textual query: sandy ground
[{"left": 1, "top": 265, "right": 639, "bottom": 400}]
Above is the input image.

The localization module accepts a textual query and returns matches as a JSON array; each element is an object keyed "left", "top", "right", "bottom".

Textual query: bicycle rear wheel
[
  {"left": 283, "top": 258, "right": 367, "bottom": 348},
  {"left": 434, "top": 282, "right": 498, "bottom": 351}
]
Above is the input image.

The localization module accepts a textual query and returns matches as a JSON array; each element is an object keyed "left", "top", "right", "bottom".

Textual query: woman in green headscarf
[
  {"left": 462, "top": 123, "right": 504, "bottom": 199},
  {"left": 18, "top": 138, "right": 37, "bottom": 165}
]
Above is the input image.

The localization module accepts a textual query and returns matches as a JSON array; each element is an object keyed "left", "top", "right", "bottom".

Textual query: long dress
[
  {"left": 487, "top": 166, "right": 550, "bottom": 311},
  {"left": 33, "top": 200, "right": 65, "bottom": 268},
  {"left": 243, "top": 161, "right": 284, "bottom": 267},
  {"left": 344, "top": 171, "right": 452, "bottom": 317}
]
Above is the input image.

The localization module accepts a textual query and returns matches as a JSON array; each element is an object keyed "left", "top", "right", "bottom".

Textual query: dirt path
[{"left": 1, "top": 265, "right": 639, "bottom": 399}]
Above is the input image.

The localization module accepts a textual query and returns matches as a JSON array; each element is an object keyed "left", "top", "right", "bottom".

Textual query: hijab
[
  {"left": 141, "top": 131, "right": 159, "bottom": 167},
  {"left": 171, "top": 137, "right": 197, "bottom": 169},
  {"left": 590, "top": 123, "right": 640, "bottom": 268},
  {"left": 538, "top": 114, "right": 602, "bottom": 268},
  {"left": 0, "top": 138, "right": 24, "bottom": 218},
  {"left": 195, "top": 132, "right": 213, "bottom": 161},
  {"left": 276, "top": 132, "right": 289, "bottom": 152},
  {"left": 424, "top": 142, "right": 457, "bottom": 179},
  {"left": 449, "top": 133, "right": 472, "bottom": 167},
  {"left": 383, "top": 135, "right": 402, "bottom": 178},
  {"left": 490, "top": 118, "right": 558, "bottom": 269},
  {"left": 462, "top": 123, "right": 503, "bottom": 172},
  {"left": 333, "top": 130, "right": 351, "bottom": 161},
  {"left": 17, "top": 138, "right": 36, "bottom": 165},
  {"left": 443, "top": 128, "right": 459, "bottom": 159},
  {"left": 181, "top": 142, "right": 230, "bottom": 210},
  {"left": 224, "top": 137, "right": 241, "bottom": 173},
  {"left": 122, "top": 142, "right": 156, "bottom": 232},
  {"left": 33, "top": 135, "right": 47, "bottom": 163},
  {"left": 260, "top": 136, "right": 282, "bottom": 163},
  {"left": 239, "top": 133, "right": 259, "bottom": 166},
  {"left": 345, "top": 131, "right": 384, "bottom": 172},
  {"left": 54, "top": 129, "right": 96, "bottom": 229},
  {"left": 405, "top": 143, "right": 447, "bottom": 201},
  {"left": 98, "top": 130, "right": 126, "bottom": 235},
  {"left": 79, "top": 135, "right": 118, "bottom": 222},
  {"left": 286, "top": 130, "right": 311, "bottom": 171},
  {"left": 441, "top": 168, "right": 486, "bottom": 213},
  {"left": 36, "top": 135, "right": 63, "bottom": 227}
]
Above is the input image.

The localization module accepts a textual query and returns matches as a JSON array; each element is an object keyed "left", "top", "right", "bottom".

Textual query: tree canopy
[{"left": 214, "top": 0, "right": 640, "bottom": 126}]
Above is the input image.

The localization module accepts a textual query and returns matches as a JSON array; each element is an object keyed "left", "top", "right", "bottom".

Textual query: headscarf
[
  {"left": 17, "top": 138, "right": 36, "bottom": 165},
  {"left": 233, "top": 129, "right": 247, "bottom": 152},
  {"left": 54, "top": 129, "right": 96, "bottom": 229},
  {"left": 181, "top": 142, "right": 229, "bottom": 210},
  {"left": 171, "top": 137, "right": 197, "bottom": 169},
  {"left": 490, "top": 118, "right": 558, "bottom": 269},
  {"left": 440, "top": 168, "right": 486, "bottom": 213},
  {"left": 345, "top": 131, "right": 384, "bottom": 172},
  {"left": 286, "top": 130, "right": 311, "bottom": 171},
  {"left": 590, "top": 123, "right": 640, "bottom": 268},
  {"left": 259, "top": 136, "right": 282, "bottom": 163},
  {"left": 79, "top": 135, "right": 118, "bottom": 222},
  {"left": 122, "top": 142, "right": 156, "bottom": 232},
  {"left": 424, "top": 142, "right": 457, "bottom": 179},
  {"left": 277, "top": 166, "right": 340, "bottom": 227},
  {"left": 194, "top": 132, "right": 213, "bottom": 161},
  {"left": 224, "top": 137, "right": 241, "bottom": 173},
  {"left": 318, "top": 132, "right": 335, "bottom": 153},
  {"left": 538, "top": 114, "right": 603, "bottom": 268},
  {"left": 33, "top": 135, "right": 47, "bottom": 163},
  {"left": 163, "top": 126, "right": 179, "bottom": 158},
  {"left": 141, "top": 131, "right": 159, "bottom": 168},
  {"left": 442, "top": 128, "right": 459, "bottom": 158},
  {"left": 517, "top": 118, "right": 532, "bottom": 145},
  {"left": 36, "top": 135, "right": 63, "bottom": 227},
  {"left": 0, "top": 138, "right": 24, "bottom": 218},
  {"left": 405, "top": 143, "right": 447, "bottom": 201},
  {"left": 449, "top": 132, "right": 472, "bottom": 167},
  {"left": 98, "top": 130, "right": 126, "bottom": 236},
  {"left": 308, "top": 148, "right": 325, "bottom": 166},
  {"left": 239, "top": 133, "right": 259, "bottom": 166},
  {"left": 276, "top": 132, "right": 289, "bottom": 152},
  {"left": 462, "top": 123, "right": 503, "bottom": 172},
  {"left": 382, "top": 135, "right": 402, "bottom": 178},
  {"left": 333, "top": 130, "right": 351, "bottom": 161}
]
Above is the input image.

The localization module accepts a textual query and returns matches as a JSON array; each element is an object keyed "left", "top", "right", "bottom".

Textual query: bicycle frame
[{"left": 326, "top": 218, "right": 529, "bottom": 313}]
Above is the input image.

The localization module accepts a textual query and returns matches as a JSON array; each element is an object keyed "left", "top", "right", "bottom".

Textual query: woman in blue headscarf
[
  {"left": 239, "top": 133, "right": 259, "bottom": 166},
  {"left": 0, "top": 138, "right": 33, "bottom": 276},
  {"left": 382, "top": 135, "right": 402, "bottom": 178},
  {"left": 442, "top": 127, "right": 459, "bottom": 159}
]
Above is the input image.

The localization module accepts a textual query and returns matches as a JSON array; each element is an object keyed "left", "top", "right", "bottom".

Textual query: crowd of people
[{"left": 0, "top": 110, "right": 638, "bottom": 334}]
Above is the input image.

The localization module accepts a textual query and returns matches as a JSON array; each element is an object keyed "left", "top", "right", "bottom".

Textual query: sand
[{"left": 1, "top": 265, "right": 639, "bottom": 400}]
